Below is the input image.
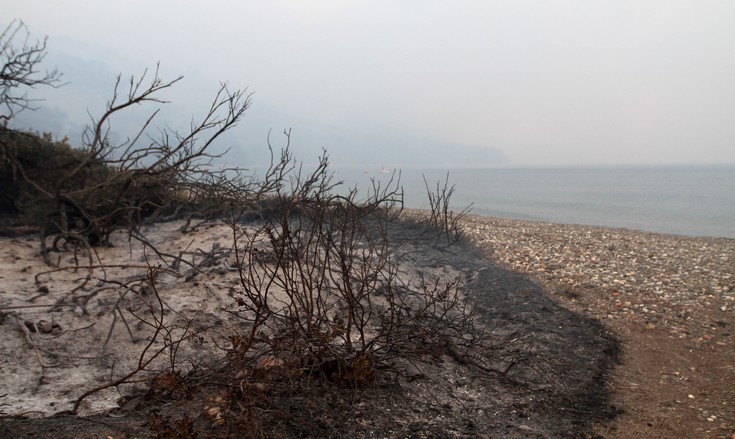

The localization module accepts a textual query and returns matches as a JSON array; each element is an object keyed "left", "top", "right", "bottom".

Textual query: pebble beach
[
  {"left": 459, "top": 214, "right": 735, "bottom": 340},
  {"left": 454, "top": 213, "right": 735, "bottom": 437}
]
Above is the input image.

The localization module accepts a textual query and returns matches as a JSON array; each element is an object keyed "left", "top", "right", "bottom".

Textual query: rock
[
  {"left": 118, "top": 395, "right": 144, "bottom": 412},
  {"left": 404, "top": 363, "right": 425, "bottom": 380},
  {"left": 37, "top": 320, "right": 53, "bottom": 334}
]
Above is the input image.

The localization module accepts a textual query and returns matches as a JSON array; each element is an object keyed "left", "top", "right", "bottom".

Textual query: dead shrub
[{"left": 1, "top": 24, "right": 495, "bottom": 433}]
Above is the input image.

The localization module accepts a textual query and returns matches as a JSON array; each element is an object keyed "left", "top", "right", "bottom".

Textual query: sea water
[{"left": 333, "top": 165, "right": 735, "bottom": 239}]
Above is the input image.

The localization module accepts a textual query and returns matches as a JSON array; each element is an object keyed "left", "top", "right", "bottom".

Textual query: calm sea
[{"left": 333, "top": 165, "right": 735, "bottom": 239}]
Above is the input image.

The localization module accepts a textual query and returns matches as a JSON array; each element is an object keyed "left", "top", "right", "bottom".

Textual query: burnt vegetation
[
  {"left": 0, "top": 21, "right": 486, "bottom": 436},
  {"left": 1, "top": 21, "right": 620, "bottom": 438}
]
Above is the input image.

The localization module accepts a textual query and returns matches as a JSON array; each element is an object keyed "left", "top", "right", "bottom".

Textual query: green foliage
[{"left": 0, "top": 127, "right": 112, "bottom": 224}]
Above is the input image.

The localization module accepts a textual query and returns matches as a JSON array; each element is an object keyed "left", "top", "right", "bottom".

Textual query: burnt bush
[
  {"left": 1, "top": 66, "right": 252, "bottom": 263},
  {"left": 2, "top": 24, "right": 497, "bottom": 436}
]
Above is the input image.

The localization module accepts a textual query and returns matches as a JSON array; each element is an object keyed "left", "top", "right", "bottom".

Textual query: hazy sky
[{"left": 5, "top": 1, "right": 735, "bottom": 166}]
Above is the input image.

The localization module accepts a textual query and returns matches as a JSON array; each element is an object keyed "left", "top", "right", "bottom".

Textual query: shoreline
[
  {"left": 463, "top": 211, "right": 735, "bottom": 241},
  {"left": 369, "top": 165, "right": 735, "bottom": 240}
]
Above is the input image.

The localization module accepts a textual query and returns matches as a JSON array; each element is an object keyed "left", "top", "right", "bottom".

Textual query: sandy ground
[
  {"left": 0, "top": 220, "right": 245, "bottom": 416},
  {"left": 0, "top": 213, "right": 733, "bottom": 438}
]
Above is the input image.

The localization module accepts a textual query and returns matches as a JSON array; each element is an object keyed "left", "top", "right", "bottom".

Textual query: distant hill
[{"left": 10, "top": 41, "right": 508, "bottom": 170}]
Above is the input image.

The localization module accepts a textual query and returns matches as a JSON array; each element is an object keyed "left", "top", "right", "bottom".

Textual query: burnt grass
[{"left": 0, "top": 219, "right": 621, "bottom": 438}]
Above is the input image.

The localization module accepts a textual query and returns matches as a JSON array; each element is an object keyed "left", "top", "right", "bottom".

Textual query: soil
[
  {"left": 566, "top": 288, "right": 735, "bottom": 439},
  {"left": 0, "top": 215, "right": 733, "bottom": 438}
]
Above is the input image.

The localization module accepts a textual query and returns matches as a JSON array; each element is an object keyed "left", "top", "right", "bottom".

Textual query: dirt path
[{"left": 565, "top": 295, "right": 735, "bottom": 438}]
